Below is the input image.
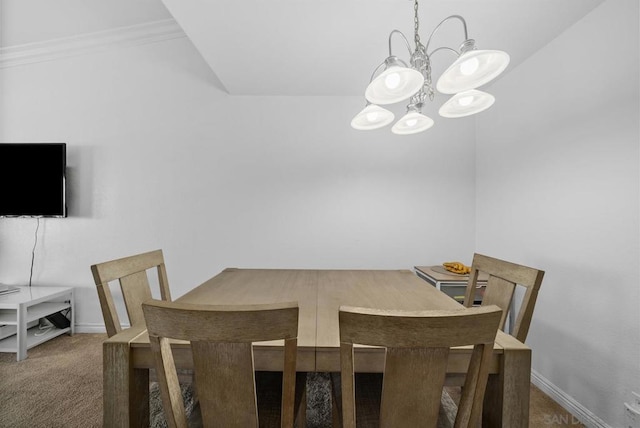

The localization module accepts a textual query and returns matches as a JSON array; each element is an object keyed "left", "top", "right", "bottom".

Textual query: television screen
[{"left": 0, "top": 143, "right": 67, "bottom": 217}]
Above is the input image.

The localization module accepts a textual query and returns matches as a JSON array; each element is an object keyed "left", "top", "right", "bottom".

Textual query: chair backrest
[
  {"left": 91, "top": 249, "right": 172, "bottom": 337},
  {"left": 463, "top": 253, "right": 545, "bottom": 343},
  {"left": 142, "top": 300, "right": 299, "bottom": 428},
  {"left": 338, "top": 305, "right": 502, "bottom": 428}
]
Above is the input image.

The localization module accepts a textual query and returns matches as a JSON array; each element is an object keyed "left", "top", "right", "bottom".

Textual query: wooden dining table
[{"left": 103, "top": 268, "right": 531, "bottom": 427}]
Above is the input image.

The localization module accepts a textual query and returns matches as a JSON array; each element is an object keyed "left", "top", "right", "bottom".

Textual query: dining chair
[
  {"left": 91, "top": 249, "right": 171, "bottom": 337},
  {"left": 463, "top": 253, "right": 545, "bottom": 343},
  {"left": 142, "top": 299, "right": 304, "bottom": 428},
  {"left": 335, "top": 304, "right": 502, "bottom": 428}
]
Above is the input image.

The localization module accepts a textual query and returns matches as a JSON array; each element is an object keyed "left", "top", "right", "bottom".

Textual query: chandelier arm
[
  {"left": 424, "top": 15, "right": 469, "bottom": 54},
  {"left": 369, "top": 61, "right": 387, "bottom": 83},
  {"left": 388, "top": 29, "right": 414, "bottom": 58}
]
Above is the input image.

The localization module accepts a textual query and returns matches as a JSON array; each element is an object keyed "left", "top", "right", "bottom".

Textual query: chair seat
[{"left": 330, "top": 372, "right": 457, "bottom": 428}]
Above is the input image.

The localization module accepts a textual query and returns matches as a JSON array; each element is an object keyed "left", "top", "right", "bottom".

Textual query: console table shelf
[
  {"left": 0, "top": 324, "right": 71, "bottom": 353},
  {"left": 0, "top": 286, "right": 74, "bottom": 361},
  {"left": 0, "top": 301, "right": 70, "bottom": 325}
]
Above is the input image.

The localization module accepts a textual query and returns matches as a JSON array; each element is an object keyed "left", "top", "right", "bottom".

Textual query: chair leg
[
  {"left": 295, "top": 387, "right": 307, "bottom": 428},
  {"left": 331, "top": 392, "right": 342, "bottom": 428},
  {"left": 329, "top": 373, "right": 343, "bottom": 428},
  {"left": 294, "top": 372, "right": 308, "bottom": 428}
]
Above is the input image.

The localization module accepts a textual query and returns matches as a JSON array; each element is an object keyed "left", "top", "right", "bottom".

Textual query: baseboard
[
  {"left": 74, "top": 323, "right": 108, "bottom": 334},
  {"left": 531, "top": 369, "right": 612, "bottom": 428}
]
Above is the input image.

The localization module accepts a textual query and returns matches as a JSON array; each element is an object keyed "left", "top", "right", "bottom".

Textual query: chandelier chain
[
  {"left": 411, "top": 0, "right": 434, "bottom": 104},
  {"left": 413, "top": 0, "right": 421, "bottom": 47}
]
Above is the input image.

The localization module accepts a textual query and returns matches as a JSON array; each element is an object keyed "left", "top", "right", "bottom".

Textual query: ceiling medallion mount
[{"left": 352, "top": 0, "right": 510, "bottom": 135}]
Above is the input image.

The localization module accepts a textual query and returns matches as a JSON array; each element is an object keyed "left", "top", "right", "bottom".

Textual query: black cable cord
[{"left": 29, "top": 217, "right": 40, "bottom": 287}]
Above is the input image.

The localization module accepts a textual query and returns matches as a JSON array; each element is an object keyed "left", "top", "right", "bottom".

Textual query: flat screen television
[{"left": 0, "top": 143, "right": 67, "bottom": 218}]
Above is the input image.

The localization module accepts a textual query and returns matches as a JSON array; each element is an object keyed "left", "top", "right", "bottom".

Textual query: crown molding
[{"left": 0, "top": 19, "right": 186, "bottom": 69}]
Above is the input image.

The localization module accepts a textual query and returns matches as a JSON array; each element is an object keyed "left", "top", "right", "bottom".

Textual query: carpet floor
[{"left": 0, "top": 333, "right": 583, "bottom": 427}]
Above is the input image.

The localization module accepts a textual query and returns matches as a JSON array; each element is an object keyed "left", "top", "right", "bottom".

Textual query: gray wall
[
  {"left": 0, "top": 29, "right": 477, "bottom": 330},
  {"left": 476, "top": 1, "right": 639, "bottom": 426}
]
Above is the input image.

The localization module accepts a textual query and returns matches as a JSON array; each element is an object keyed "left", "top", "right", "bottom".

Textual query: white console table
[
  {"left": 0, "top": 286, "right": 74, "bottom": 361},
  {"left": 414, "top": 265, "right": 488, "bottom": 304},
  {"left": 414, "top": 265, "right": 515, "bottom": 333}
]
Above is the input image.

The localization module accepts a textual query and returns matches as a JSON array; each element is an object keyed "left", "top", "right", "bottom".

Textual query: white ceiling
[
  {"left": 160, "top": 0, "right": 605, "bottom": 96},
  {"left": 1, "top": 0, "right": 606, "bottom": 97}
]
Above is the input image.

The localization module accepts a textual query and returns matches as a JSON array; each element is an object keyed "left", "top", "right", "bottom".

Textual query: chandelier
[{"left": 351, "top": 0, "right": 510, "bottom": 135}]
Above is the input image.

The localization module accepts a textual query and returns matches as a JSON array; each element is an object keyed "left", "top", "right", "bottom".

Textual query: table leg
[
  {"left": 103, "top": 329, "right": 149, "bottom": 428},
  {"left": 483, "top": 342, "right": 531, "bottom": 427},
  {"left": 16, "top": 304, "right": 27, "bottom": 361}
]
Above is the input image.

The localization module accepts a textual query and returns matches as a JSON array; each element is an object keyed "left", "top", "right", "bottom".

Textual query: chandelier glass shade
[
  {"left": 364, "top": 57, "right": 425, "bottom": 105},
  {"left": 391, "top": 110, "right": 434, "bottom": 135},
  {"left": 351, "top": 1, "right": 510, "bottom": 135},
  {"left": 439, "top": 89, "right": 495, "bottom": 118},
  {"left": 436, "top": 49, "right": 510, "bottom": 94},
  {"left": 351, "top": 104, "right": 395, "bottom": 130}
]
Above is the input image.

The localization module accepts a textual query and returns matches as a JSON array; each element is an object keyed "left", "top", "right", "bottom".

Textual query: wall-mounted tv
[{"left": 0, "top": 143, "right": 67, "bottom": 218}]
